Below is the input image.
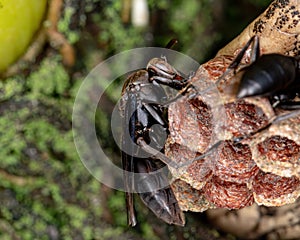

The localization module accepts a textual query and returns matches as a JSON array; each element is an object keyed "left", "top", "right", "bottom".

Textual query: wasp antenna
[{"left": 165, "top": 39, "right": 178, "bottom": 49}]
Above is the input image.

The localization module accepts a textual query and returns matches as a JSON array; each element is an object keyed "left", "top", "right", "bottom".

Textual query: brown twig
[
  {"left": 0, "top": 169, "right": 40, "bottom": 187},
  {"left": 46, "top": 0, "right": 75, "bottom": 67}
]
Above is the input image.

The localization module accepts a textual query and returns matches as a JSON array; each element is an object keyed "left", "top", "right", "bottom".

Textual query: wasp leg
[
  {"left": 230, "top": 110, "right": 300, "bottom": 146},
  {"left": 137, "top": 136, "right": 219, "bottom": 170},
  {"left": 150, "top": 76, "right": 189, "bottom": 90},
  {"left": 272, "top": 109, "right": 300, "bottom": 123},
  {"left": 136, "top": 138, "right": 179, "bottom": 170},
  {"left": 276, "top": 101, "right": 300, "bottom": 110},
  {"left": 249, "top": 35, "right": 260, "bottom": 63},
  {"left": 228, "top": 35, "right": 260, "bottom": 71},
  {"left": 160, "top": 80, "right": 200, "bottom": 107},
  {"left": 142, "top": 103, "right": 166, "bottom": 126},
  {"left": 216, "top": 35, "right": 260, "bottom": 85}
]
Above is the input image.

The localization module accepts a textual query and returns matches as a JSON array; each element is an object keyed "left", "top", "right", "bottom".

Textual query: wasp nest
[
  {"left": 166, "top": 0, "right": 300, "bottom": 211},
  {"left": 166, "top": 60, "right": 300, "bottom": 211}
]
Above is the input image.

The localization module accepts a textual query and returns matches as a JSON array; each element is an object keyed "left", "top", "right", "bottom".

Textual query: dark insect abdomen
[{"left": 238, "top": 54, "right": 296, "bottom": 98}]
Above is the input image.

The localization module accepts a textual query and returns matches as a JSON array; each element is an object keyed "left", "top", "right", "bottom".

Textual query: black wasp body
[
  {"left": 121, "top": 56, "right": 188, "bottom": 227},
  {"left": 224, "top": 35, "right": 300, "bottom": 109}
]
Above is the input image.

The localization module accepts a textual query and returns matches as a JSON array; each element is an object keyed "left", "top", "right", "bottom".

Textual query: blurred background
[{"left": 0, "top": 0, "right": 272, "bottom": 239}]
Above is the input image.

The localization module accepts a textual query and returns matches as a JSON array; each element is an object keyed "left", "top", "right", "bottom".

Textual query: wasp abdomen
[{"left": 237, "top": 54, "right": 296, "bottom": 98}]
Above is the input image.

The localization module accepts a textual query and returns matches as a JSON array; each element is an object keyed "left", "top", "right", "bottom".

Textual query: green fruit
[{"left": 0, "top": 0, "right": 47, "bottom": 72}]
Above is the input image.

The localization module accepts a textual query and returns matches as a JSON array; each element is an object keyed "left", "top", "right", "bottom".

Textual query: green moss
[
  {"left": 141, "top": 223, "right": 159, "bottom": 240},
  {"left": 102, "top": 226, "right": 124, "bottom": 239},
  {"left": 0, "top": 115, "right": 26, "bottom": 167},
  {"left": 97, "top": 2, "right": 145, "bottom": 53},
  {"left": 0, "top": 50, "right": 107, "bottom": 238},
  {"left": 58, "top": 6, "right": 80, "bottom": 44},
  {"left": 107, "top": 190, "right": 127, "bottom": 226},
  {"left": 26, "top": 55, "right": 69, "bottom": 98},
  {"left": 0, "top": 76, "right": 23, "bottom": 101}
]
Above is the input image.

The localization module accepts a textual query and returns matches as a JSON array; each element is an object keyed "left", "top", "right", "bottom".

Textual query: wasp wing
[
  {"left": 136, "top": 159, "right": 185, "bottom": 226},
  {"left": 121, "top": 87, "right": 138, "bottom": 227}
]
